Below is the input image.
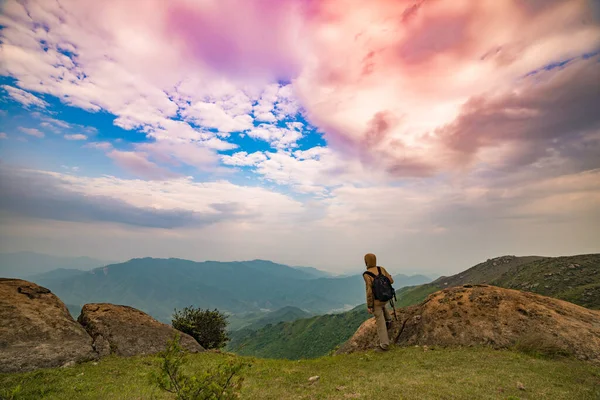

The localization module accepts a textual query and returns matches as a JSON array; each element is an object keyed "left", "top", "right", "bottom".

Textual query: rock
[
  {"left": 337, "top": 285, "right": 600, "bottom": 363},
  {"left": 308, "top": 375, "right": 320, "bottom": 383},
  {"left": 517, "top": 382, "right": 526, "bottom": 391},
  {"left": 78, "top": 303, "right": 203, "bottom": 357},
  {"left": 0, "top": 279, "right": 98, "bottom": 373},
  {"left": 61, "top": 361, "right": 76, "bottom": 368}
]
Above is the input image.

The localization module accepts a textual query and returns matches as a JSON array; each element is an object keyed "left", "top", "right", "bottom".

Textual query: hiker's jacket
[{"left": 363, "top": 253, "right": 394, "bottom": 308}]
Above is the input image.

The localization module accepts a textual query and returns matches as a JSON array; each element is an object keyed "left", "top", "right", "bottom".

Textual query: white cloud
[
  {"left": 221, "top": 151, "right": 268, "bottom": 167},
  {"left": 64, "top": 134, "right": 87, "bottom": 141},
  {"left": 18, "top": 127, "right": 44, "bottom": 138},
  {"left": 247, "top": 124, "right": 303, "bottom": 149},
  {"left": 1, "top": 85, "right": 48, "bottom": 108}
]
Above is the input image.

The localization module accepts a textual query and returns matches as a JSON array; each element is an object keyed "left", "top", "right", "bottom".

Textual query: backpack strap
[
  {"left": 363, "top": 271, "right": 377, "bottom": 279},
  {"left": 377, "top": 266, "right": 382, "bottom": 276}
]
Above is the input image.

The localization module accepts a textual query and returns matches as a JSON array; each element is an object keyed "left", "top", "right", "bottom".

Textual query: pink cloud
[
  {"left": 163, "top": 0, "right": 305, "bottom": 83},
  {"left": 106, "top": 150, "right": 180, "bottom": 181}
]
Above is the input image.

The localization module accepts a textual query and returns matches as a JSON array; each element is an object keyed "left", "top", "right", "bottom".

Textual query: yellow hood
[{"left": 364, "top": 253, "right": 377, "bottom": 269}]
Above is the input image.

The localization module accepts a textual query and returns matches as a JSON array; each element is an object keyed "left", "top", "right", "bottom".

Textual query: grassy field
[{"left": 1, "top": 347, "right": 598, "bottom": 399}]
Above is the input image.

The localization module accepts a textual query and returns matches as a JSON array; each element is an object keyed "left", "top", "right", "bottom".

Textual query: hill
[
  {"left": 338, "top": 285, "right": 600, "bottom": 363},
  {"left": 27, "top": 257, "right": 432, "bottom": 322},
  {"left": 227, "top": 306, "right": 312, "bottom": 331},
  {"left": 397, "top": 254, "right": 600, "bottom": 310},
  {"left": 226, "top": 304, "right": 370, "bottom": 359},
  {"left": 0, "top": 252, "right": 113, "bottom": 279},
  {"left": 1, "top": 346, "right": 598, "bottom": 399}
]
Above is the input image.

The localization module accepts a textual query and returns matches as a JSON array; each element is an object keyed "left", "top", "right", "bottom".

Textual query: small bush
[
  {"left": 150, "top": 334, "right": 250, "bottom": 400},
  {"left": 513, "top": 332, "right": 572, "bottom": 359},
  {"left": 173, "top": 306, "right": 230, "bottom": 349}
]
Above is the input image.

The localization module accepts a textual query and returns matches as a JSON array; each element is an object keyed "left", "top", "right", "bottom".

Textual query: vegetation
[
  {"left": 1, "top": 347, "right": 598, "bottom": 399},
  {"left": 150, "top": 334, "right": 249, "bottom": 399},
  {"left": 172, "top": 307, "right": 230, "bottom": 349},
  {"left": 226, "top": 305, "right": 370, "bottom": 359}
]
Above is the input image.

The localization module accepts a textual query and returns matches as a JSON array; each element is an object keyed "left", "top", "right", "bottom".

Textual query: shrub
[
  {"left": 150, "top": 333, "right": 250, "bottom": 400},
  {"left": 173, "top": 307, "right": 230, "bottom": 349}
]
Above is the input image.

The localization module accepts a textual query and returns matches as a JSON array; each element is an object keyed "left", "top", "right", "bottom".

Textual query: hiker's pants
[{"left": 373, "top": 302, "right": 391, "bottom": 349}]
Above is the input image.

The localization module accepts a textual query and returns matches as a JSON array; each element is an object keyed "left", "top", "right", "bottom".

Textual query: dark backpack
[{"left": 363, "top": 267, "right": 396, "bottom": 302}]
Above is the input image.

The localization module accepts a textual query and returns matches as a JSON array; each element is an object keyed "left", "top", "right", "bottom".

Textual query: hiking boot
[{"left": 374, "top": 345, "right": 389, "bottom": 353}]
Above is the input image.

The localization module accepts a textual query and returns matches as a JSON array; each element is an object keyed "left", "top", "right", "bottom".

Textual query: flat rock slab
[
  {"left": 338, "top": 285, "right": 600, "bottom": 363},
  {"left": 78, "top": 303, "right": 203, "bottom": 357},
  {"left": 0, "top": 279, "right": 97, "bottom": 373}
]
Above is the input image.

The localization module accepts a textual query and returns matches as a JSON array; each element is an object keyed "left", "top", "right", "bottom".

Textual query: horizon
[{"left": 1, "top": 1, "right": 599, "bottom": 277}]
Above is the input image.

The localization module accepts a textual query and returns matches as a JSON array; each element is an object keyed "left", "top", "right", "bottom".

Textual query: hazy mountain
[
  {"left": 25, "top": 257, "right": 432, "bottom": 323},
  {"left": 290, "top": 266, "right": 333, "bottom": 278},
  {"left": 0, "top": 252, "right": 114, "bottom": 279}
]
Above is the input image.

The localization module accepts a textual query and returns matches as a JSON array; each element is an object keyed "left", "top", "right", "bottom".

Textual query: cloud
[
  {"left": 247, "top": 123, "right": 303, "bottom": 150},
  {"left": 294, "top": 0, "right": 600, "bottom": 177},
  {"left": 0, "top": 166, "right": 256, "bottom": 229},
  {"left": 0, "top": 133, "right": 7, "bottom": 139},
  {"left": 1, "top": 85, "right": 48, "bottom": 108},
  {"left": 221, "top": 151, "right": 268, "bottom": 167},
  {"left": 64, "top": 134, "right": 88, "bottom": 141},
  {"left": 106, "top": 150, "right": 181, "bottom": 181},
  {"left": 18, "top": 127, "right": 44, "bottom": 138}
]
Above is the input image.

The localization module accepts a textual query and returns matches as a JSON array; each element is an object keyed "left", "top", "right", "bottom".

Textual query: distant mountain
[
  {"left": 226, "top": 304, "right": 370, "bottom": 359},
  {"left": 291, "top": 266, "right": 333, "bottom": 278},
  {"left": 0, "top": 252, "right": 113, "bottom": 279},
  {"left": 397, "top": 254, "right": 600, "bottom": 310},
  {"left": 26, "top": 257, "right": 432, "bottom": 323},
  {"left": 27, "top": 268, "right": 87, "bottom": 283}
]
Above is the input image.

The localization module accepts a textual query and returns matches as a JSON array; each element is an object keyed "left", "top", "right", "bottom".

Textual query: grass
[{"left": 1, "top": 347, "right": 598, "bottom": 399}]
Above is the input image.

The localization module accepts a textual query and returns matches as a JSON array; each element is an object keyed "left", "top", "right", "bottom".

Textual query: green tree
[
  {"left": 150, "top": 334, "right": 250, "bottom": 400},
  {"left": 173, "top": 306, "right": 230, "bottom": 349}
]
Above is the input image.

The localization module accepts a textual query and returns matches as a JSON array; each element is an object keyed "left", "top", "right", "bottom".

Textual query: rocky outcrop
[
  {"left": 78, "top": 303, "right": 203, "bottom": 357},
  {"left": 0, "top": 279, "right": 98, "bottom": 373},
  {"left": 338, "top": 285, "right": 600, "bottom": 363}
]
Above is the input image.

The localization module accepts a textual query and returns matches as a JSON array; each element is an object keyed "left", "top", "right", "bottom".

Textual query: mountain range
[
  {"left": 226, "top": 253, "right": 600, "bottom": 359},
  {"left": 18, "top": 257, "right": 432, "bottom": 323}
]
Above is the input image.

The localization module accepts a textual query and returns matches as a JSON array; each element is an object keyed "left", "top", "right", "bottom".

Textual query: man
[{"left": 362, "top": 253, "right": 393, "bottom": 352}]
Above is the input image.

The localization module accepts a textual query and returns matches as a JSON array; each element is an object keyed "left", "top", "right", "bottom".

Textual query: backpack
[{"left": 363, "top": 267, "right": 396, "bottom": 302}]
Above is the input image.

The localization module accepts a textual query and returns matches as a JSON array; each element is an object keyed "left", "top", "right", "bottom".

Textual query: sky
[{"left": 0, "top": 0, "right": 599, "bottom": 276}]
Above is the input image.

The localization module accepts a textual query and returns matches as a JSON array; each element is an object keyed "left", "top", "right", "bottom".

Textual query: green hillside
[
  {"left": 227, "top": 306, "right": 312, "bottom": 332},
  {"left": 2, "top": 347, "right": 598, "bottom": 400},
  {"left": 226, "top": 304, "right": 370, "bottom": 359},
  {"left": 29, "top": 257, "right": 431, "bottom": 323},
  {"left": 397, "top": 254, "right": 600, "bottom": 310}
]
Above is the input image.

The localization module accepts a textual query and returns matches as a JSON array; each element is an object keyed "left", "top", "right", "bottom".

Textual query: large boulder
[
  {"left": 0, "top": 279, "right": 98, "bottom": 372},
  {"left": 78, "top": 303, "right": 203, "bottom": 357},
  {"left": 338, "top": 285, "right": 600, "bottom": 363}
]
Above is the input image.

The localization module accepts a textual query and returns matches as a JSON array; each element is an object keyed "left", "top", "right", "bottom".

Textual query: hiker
[{"left": 363, "top": 253, "right": 395, "bottom": 352}]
